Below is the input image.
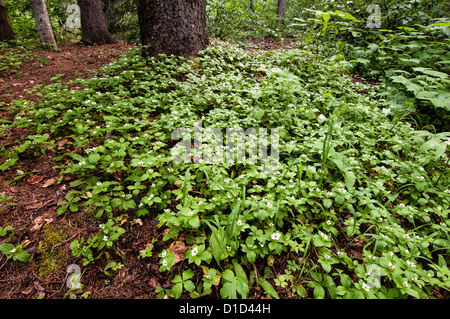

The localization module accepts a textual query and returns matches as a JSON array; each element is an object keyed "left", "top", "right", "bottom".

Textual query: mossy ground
[{"left": 37, "top": 224, "right": 69, "bottom": 279}]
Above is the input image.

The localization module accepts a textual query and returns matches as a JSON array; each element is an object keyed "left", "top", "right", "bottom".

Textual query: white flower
[
  {"left": 237, "top": 220, "right": 243, "bottom": 226},
  {"left": 162, "top": 260, "right": 167, "bottom": 267},
  {"left": 103, "top": 235, "right": 108, "bottom": 241},
  {"left": 403, "top": 281, "right": 409, "bottom": 287},
  {"left": 99, "top": 224, "right": 104, "bottom": 229},
  {"left": 191, "top": 247, "right": 198, "bottom": 256},
  {"left": 406, "top": 261, "right": 415, "bottom": 267},
  {"left": 326, "top": 220, "right": 332, "bottom": 225},
  {"left": 161, "top": 250, "right": 167, "bottom": 258},
  {"left": 10, "top": 248, "right": 16, "bottom": 253},
  {"left": 362, "top": 282, "right": 370, "bottom": 292},
  {"left": 271, "top": 232, "right": 281, "bottom": 240},
  {"left": 187, "top": 211, "right": 193, "bottom": 216},
  {"left": 388, "top": 262, "right": 395, "bottom": 270},
  {"left": 267, "top": 202, "right": 273, "bottom": 209},
  {"left": 148, "top": 194, "right": 154, "bottom": 201}
]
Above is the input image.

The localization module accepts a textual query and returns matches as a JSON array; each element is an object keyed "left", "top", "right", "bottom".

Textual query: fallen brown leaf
[
  {"left": 21, "top": 285, "right": 34, "bottom": 295},
  {"left": 30, "top": 213, "right": 53, "bottom": 232},
  {"left": 27, "top": 175, "right": 45, "bottom": 185},
  {"left": 169, "top": 241, "right": 188, "bottom": 264},
  {"left": 56, "top": 139, "right": 68, "bottom": 148},
  {"left": 41, "top": 177, "right": 57, "bottom": 188}
]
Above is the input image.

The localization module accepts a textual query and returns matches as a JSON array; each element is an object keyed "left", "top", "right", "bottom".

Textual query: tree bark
[
  {"left": 29, "top": 0, "right": 56, "bottom": 46},
  {"left": 137, "top": 0, "right": 209, "bottom": 58},
  {"left": 77, "top": 0, "right": 116, "bottom": 45},
  {"left": 277, "top": 0, "right": 286, "bottom": 19},
  {"left": 0, "top": 0, "right": 15, "bottom": 41}
]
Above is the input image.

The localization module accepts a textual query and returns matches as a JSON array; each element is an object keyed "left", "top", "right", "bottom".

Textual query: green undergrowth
[{"left": 1, "top": 41, "right": 449, "bottom": 299}]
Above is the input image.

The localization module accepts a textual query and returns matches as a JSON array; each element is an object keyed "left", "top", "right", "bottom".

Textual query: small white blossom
[
  {"left": 362, "top": 282, "right": 370, "bottom": 292},
  {"left": 191, "top": 247, "right": 198, "bottom": 256},
  {"left": 271, "top": 232, "right": 281, "bottom": 240}
]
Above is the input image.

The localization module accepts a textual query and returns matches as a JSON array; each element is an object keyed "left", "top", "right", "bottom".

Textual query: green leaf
[
  {"left": 88, "top": 153, "right": 100, "bottom": 164},
  {"left": 257, "top": 277, "right": 279, "bottom": 299},
  {"left": 344, "top": 171, "right": 356, "bottom": 188},
  {"left": 0, "top": 243, "right": 14, "bottom": 254},
  {"left": 15, "top": 250, "right": 31, "bottom": 262},
  {"left": 313, "top": 285, "right": 325, "bottom": 299},
  {"left": 413, "top": 67, "right": 448, "bottom": 79},
  {"left": 416, "top": 138, "right": 442, "bottom": 155},
  {"left": 335, "top": 286, "right": 349, "bottom": 296},
  {"left": 171, "top": 282, "right": 183, "bottom": 299},
  {"left": 183, "top": 269, "right": 195, "bottom": 281},
  {"left": 184, "top": 280, "right": 196, "bottom": 293},
  {"left": 222, "top": 269, "right": 234, "bottom": 282},
  {"left": 204, "top": 219, "right": 228, "bottom": 263}
]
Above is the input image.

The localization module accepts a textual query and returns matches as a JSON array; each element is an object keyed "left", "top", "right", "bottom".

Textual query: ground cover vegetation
[{"left": 0, "top": 0, "right": 449, "bottom": 299}]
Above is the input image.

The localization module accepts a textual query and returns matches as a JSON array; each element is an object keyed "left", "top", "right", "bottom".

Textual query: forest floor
[{"left": 0, "top": 38, "right": 298, "bottom": 299}]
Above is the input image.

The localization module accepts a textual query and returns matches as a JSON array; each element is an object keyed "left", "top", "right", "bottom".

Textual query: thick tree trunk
[
  {"left": 0, "top": 0, "right": 15, "bottom": 41},
  {"left": 77, "top": 0, "right": 116, "bottom": 45},
  {"left": 137, "top": 0, "right": 209, "bottom": 58},
  {"left": 29, "top": 0, "right": 56, "bottom": 46}
]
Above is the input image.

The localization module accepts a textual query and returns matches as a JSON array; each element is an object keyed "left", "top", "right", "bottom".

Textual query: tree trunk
[
  {"left": 137, "top": 0, "right": 209, "bottom": 58},
  {"left": 277, "top": 0, "right": 286, "bottom": 19},
  {"left": 0, "top": 0, "right": 15, "bottom": 41},
  {"left": 77, "top": 0, "right": 116, "bottom": 45},
  {"left": 29, "top": 0, "right": 56, "bottom": 46}
]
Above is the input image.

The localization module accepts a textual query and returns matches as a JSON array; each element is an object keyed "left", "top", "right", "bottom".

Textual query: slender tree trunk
[
  {"left": 77, "top": 0, "right": 116, "bottom": 45},
  {"left": 137, "top": 0, "right": 209, "bottom": 58},
  {"left": 29, "top": 0, "right": 56, "bottom": 46},
  {"left": 0, "top": 0, "right": 15, "bottom": 41},
  {"left": 277, "top": 0, "right": 286, "bottom": 19}
]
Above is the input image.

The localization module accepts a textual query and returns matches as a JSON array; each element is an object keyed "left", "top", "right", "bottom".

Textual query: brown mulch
[{"left": 0, "top": 43, "right": 169, "bottom": 299}]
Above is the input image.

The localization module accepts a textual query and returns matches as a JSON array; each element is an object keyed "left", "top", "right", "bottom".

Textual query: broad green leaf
[
  {"left": 257, "top": 277, "right": 279, "bottom": 299},
  {"left": 413, "top": 67, "right": 448, "bottom": 79}
]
